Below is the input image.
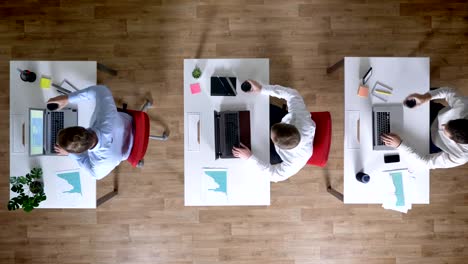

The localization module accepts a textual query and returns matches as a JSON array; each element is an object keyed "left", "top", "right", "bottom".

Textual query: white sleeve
[
  {"left": 247, "top": 155, "right": 302, "bottom": 183},
  {"left": 69, "top": 153, "right": 113, "bottom": 180},
  {"left": 261, "top": 85, "right": 308, "bottom": 113},
  {"left": 428, "top": 87, "right": 464, "bottom": 108},
  {"left": 68, "top": 85, "right": 117, "bottom": 135},
  {"left": 398, "top": 142, "right": 465, "bottom": 169}
]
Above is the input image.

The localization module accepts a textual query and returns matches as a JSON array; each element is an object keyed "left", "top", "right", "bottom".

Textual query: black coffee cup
[
  {"left": 404, "top": 99, "right": 416, "bottom": 108},
  {"left": 241, "top": 81, "right": 252, "bottom": 92},
  {"left": 356, "top": 172, "right": 370, "bottom": 183},
  {"left": 47, "top": 103, "right": 59, "bottom": 111},
  {"left": 20, "top": 70, "right": 36, "bottom": 82}
]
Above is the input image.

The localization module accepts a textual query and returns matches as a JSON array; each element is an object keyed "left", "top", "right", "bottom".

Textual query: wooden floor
[{"left": 1, "top": 1, "right": 468, "bottom": 263}]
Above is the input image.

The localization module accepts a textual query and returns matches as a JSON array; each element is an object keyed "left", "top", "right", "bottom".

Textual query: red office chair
[
  {"left": 307, "top": 112, "right": 332, "bottom": 167},
  {"left": 97, "top": 100, "right": 168, "bottom": 206},
  {"left": 306, "top": 111, "right": 342, "bottom": 201}
]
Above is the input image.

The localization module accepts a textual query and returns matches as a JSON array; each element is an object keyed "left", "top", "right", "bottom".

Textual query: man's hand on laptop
[
  {"left": 47, "top": 95, "right": 69, "bottom": 110},
  {"left": 232, "top": 143, "right": 252, "bottom": 159},
  {"left": 54, "top": 144, "right": 69, "bottom": 156},
  {"left": 381, "top": 133, "right": 402, "bottom": 148},
  {"left": 247, "top": 80, "right": 262, "bottom": 93}
]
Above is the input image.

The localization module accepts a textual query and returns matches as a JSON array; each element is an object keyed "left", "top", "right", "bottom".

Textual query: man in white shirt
[
  {"left": 48, "top": 85, "right": 134, "bottom": 179},
  {"left": 232, "top": 80, "right": 315, "bottom": 182},
  {"left": 382, "top": 87, "right": 468, "bottom": 169}
]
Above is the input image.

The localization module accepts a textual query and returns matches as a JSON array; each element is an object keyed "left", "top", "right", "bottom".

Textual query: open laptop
[
  {"left": 214, "top": 110, "right": 251, "bottom": 159},
  {"left": 372, "top": 104, "right": 404, "bottom": 151},
  {"left": 29, "top": 108, "right": 78, "bottom": 156}
]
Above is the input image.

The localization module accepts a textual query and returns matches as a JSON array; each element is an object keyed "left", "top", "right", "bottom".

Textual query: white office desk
[
  {"left": 184, "top": 59, "right": 270, "bottom": 206},
  {"left": 344, "top": 57, "right": 430, "bottom": 204},
  {"left": 9, "top": 61, "right": 97, "bottom": 208}
]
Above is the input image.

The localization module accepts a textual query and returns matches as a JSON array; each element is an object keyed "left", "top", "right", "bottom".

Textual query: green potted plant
[
  {"left": 8, "top": 167, "right": 47, "bottom": 212},
  {"left": 192, "top": 66, "right": 202, "bottom": 79}
]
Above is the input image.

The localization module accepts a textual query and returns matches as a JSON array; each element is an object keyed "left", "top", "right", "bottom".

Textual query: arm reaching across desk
[
  {"left": 381, "top": 132, "right": 465, "bottom": 169},
  {"left": 386, "top": 87, "right": 468, "bottom": 169},
  {"left": 235, "top": 82, "right": 315, "bottom": 183}
]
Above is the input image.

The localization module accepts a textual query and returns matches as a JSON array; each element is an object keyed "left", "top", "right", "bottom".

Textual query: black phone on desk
[{"left": 384, "top": 153, "right": 400, "bottom": 163}]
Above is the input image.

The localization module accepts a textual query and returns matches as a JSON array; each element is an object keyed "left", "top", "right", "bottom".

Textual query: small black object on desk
[
  {"left": 241, "top": 81, "right": 252, "bottom": 92},
  {"left": 356, "top": 172, "right": 370, "bottom": 183},
  {"left": 20, "top": 70, "right": 36, "bottom": 82},
  {"left": 47, "top": 103, "right": 59, "bottom": 111}
]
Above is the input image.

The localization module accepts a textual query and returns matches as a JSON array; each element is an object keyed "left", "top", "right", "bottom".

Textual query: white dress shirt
[
  {"left": 247, "top": 85, "right": 316, "bottom": 182},
  {"left": 68, "top": 85, "right": 134, "bottom": 180},
  {"left": 398, "top": 87, "right": 468, "bottom": 169}
]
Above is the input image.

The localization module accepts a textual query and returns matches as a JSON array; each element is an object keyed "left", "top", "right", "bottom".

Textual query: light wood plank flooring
[{"left": 0, "top": 1, "right": 467, "bottom": 263}]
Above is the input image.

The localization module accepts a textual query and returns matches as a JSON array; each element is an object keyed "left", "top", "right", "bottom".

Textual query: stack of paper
[{"left": 381, "top": 171, "right": 413, "bottom": 213}]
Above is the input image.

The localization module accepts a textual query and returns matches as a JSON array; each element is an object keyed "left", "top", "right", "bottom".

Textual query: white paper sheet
[
  {"left": 187, "top": 113, "right": 200, "bottom": 151},
  {"left": 346, "top": 111, "right": 360, "bottom": 149}
]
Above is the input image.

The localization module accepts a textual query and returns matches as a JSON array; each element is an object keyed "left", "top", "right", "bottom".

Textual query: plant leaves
[
  {"left": 11, "top": 184, "right": 24, "bottom": 194},
  {"left": 7, "top": 200, "right": 19, "bottom": 211},
  {"left": 17, "top": 176, "right": 28, "bottom": 185},
  {"left": 31, "top": 168, "right": 43, "bottom": 179}
]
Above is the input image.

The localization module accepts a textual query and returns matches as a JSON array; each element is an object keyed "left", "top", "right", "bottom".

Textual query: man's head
[
  {"left": 444, "top": 119, "right": 468, "bottom": 144},
  {"left": 270, "top": 123, "right": 301, "bottom": 150},
  {"left": 57, "top": 126, "right": 96, "bottom": 154}
]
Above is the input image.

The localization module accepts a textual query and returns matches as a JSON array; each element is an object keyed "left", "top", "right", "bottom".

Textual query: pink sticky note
[
  {"left": 190, "top": 83, "right": 201, "bottom": 94},
  {"left": 357, "top": 85, "right": 369, "bottom": 97}
]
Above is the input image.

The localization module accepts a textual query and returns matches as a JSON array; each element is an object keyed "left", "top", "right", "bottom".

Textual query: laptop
[
  {"left": 211, "top": 76, "right": 237, "bottom": 96},
  {"left": 29, "top": 108, "right": 78, "bottom": 156},
  {"left": 372, "top": 104, "right": 404, "bottom": 151},
  {"left": 214, "top": 110, "right": 251, "bottom": 159}
]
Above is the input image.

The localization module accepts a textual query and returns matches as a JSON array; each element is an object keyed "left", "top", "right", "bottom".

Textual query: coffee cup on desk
[
  {"left": 404, "top": 99, "right": 416, "bottom": 108},
  {"left": 47, "top": 103, "right": 59, "bottom": 111},
  {"left": 20, "top": 70, "right": 36, "bottom": 82},
  {"left": 241, "top": 81, "right": 252, "bottom": 92},
  {"left": 356, "top": 172, "right": 370, "bottom": 183}
]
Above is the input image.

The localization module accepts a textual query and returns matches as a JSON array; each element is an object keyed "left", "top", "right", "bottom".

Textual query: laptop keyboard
[
  {"left": 224, "top": 113, "right": 240, "bottom": 151},
  {"left": 50, "top": 112, "right": 64, "bottom": 153},
  {"left": 376, "top": 112, "right": 390, "bottom": 145}
]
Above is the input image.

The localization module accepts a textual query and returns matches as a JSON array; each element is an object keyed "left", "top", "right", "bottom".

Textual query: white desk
[
  {"left": 10, "top": 61, "right": 97, "bottom": 208},
  {"left": 184, "top": 59, "right": 270, "bottom": 206},
  {"left": 344, "top": 57, "right": 430, "bottom": 204}
]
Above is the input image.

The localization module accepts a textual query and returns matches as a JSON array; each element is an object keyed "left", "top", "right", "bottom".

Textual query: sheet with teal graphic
[
  {"left": 53, "top": 169, "right": 84, "bottom": 206},
  {"left": 202, "top": 168, "right": 228, "bottom": 204},
  {"left": 390, "top": 172, "right": 405, "bottom": 206},
  {"left": 57, "top": 170, "right": 82, "bottom": 195},
  {"left": 382, "top": 170, "right": 413, "bottom": 213}
]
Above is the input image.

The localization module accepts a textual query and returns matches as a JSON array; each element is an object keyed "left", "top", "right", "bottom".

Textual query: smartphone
[
  {"left": 384, "top": 154, "right": 400, "bottom": 163},
  {"left": 362, "top": 67, "right": 373, "bottom": 85}
]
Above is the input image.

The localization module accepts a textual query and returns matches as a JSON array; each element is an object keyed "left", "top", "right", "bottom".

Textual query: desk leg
[
  {"left": 97, "top": 63, "right": 118, "bottom": 76},
  {"left": 326, "top": 58, "right": 344, "bottom": 74},
  {"left": 327, "top": 186, "right": 343, "bottom": 202},
  {"left": 97, "top": 172, "right": 119, "bottom": 207}
]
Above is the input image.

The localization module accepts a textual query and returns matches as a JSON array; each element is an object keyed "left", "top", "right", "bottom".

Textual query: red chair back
[
  {"left": 125, "top": 110, "right": 150, "bottom": 167},
  {"left": 307, "top": 111, "right": 332, "bottom": 167}
]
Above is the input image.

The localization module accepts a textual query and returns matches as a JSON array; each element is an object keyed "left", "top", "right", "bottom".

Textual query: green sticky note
[
  {"left": 390, "top": 172, "right": 405, "bottom": 206},
  {"left": 40, "top": 77, "right": 51, "bottom": 89}
]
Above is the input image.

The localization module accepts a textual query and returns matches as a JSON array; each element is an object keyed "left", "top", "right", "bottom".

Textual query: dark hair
[
  {"left": 271, "top": 123, "right": 301, "bottom": 149},
  {"left": 446, "top": 119, "right": 468, "bottom": 144},
  {"left": 57, "top": 126, "right": 95, "bottom": 153}
]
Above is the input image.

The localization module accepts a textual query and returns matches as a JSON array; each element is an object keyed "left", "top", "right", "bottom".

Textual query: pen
[
  {"left": 52, "top": 83, "right": 72, "bottom": 94},
  {"left": 375, "top": 89, "right": 392, "bottom": 95},
  {"left": 56, "top": 89, "right": 66, "bottom": 95}
]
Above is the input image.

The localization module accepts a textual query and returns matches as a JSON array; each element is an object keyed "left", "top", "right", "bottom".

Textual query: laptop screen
[{"left": 29, "top": 109, "right": 44, "bottom": 155}]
